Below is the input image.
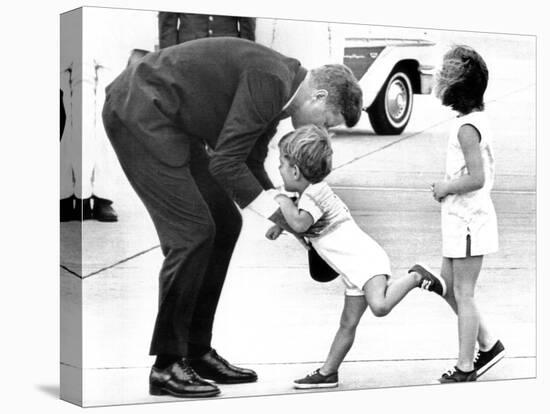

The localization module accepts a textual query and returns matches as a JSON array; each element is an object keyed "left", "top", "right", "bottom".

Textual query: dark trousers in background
[{"left": 102, "top": 111, "right": 242, "bottom": 357}]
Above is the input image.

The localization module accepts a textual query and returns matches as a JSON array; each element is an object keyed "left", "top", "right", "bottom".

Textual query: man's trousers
[{"left": 102, "top": 110, "right": 242, "bottom": 357}]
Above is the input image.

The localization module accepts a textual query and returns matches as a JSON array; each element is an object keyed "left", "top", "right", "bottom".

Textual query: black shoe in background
[
  {"left": 60, "top": 196, "right": 76, "bottom": 222},
  {"left": 189, "top": 349, "right": 258, "bottom": 384},
  {"left": 92, "top": 196, "right": 118, "bottom": 222},
  {"left": 149, "top": 358, "right": 220, "bottom": 398},
  {"left": 74, "top": 198, "right": 93, "bottom": 221}
]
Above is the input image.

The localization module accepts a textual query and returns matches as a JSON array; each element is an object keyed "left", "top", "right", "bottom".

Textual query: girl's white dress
[
  {"left": 298, "top": 182, "right": 391, "bottom": 296},
  {"left": 441, "top": 111, "right": 499, "bottom": 258}
]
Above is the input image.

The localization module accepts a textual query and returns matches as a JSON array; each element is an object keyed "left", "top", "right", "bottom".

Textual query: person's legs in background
[
  {"left": 60, "top": 67, "right": 79, "bottom": 221},
  {"left": 85, "top": 60, "right": 118, "bottom": 222},
  {"left": 61, "top": 59, "right": 119, "bottom": 222}
]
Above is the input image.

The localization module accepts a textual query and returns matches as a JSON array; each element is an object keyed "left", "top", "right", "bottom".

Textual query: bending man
[{"left": 102, "top": 37, "right": 362, "bottom": 398}]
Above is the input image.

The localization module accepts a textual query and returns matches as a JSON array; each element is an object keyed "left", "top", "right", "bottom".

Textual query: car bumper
[{"left": 419, "top": 65, "right": 435, "bottom": 94}]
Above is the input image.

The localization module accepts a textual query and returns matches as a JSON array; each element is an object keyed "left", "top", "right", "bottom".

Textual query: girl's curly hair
[{"left": 434, "top": 45, "right": 489, "bottom": 114}]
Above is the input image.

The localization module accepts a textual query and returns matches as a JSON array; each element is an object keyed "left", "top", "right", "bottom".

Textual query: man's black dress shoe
[
  {"left": 92, "top": 196, "right": 118, "bottom": 222},
  {"left": 74, "top": 198, "right": 93, "bottom": 221},
  {"left": 189, "top": 349, "right": 258, "bottom": 384},
  {"left": 149, "top": 358, "right": 220, "bottom": 398}
]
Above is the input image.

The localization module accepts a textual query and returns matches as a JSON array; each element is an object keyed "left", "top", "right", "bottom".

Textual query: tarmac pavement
[{"left": 60, "top": 33, "right": 536, "bottom": 407}]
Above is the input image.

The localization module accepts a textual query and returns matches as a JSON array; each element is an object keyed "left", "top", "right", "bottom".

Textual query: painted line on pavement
[
  {"left": 61, "top": 264, "right": 82, "bottom": 279},
  {"left": 62, "top": 355, "right": 534, "bottom": 371},
  {"left": 61, "top": 245, "right": 161, "bottom": 280},
  {"left": 81, "top": 245, "right": 161, "bottom": 279},
  {"left": 331, "top": 186, "right": 535, "bottom": 195}
]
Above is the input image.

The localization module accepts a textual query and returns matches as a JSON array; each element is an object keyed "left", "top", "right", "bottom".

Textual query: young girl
[
  {"left": 422, "top": 45, "right": 505, "bottom": 383},
  {"left": 265, "top": 125, "right": 446, "bottom": 388}
]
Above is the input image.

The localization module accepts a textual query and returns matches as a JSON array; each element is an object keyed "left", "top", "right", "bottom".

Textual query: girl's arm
[
  {"left": 433, "top": 124, "right": 485, "bottom": 200},
  {"left": 275, "top": 194, "right": 314, "bottom": 233}
]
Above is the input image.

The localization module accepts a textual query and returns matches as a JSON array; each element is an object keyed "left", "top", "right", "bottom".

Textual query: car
[{"left": 344, "top": 37, "right": 437, "bottom": 135}]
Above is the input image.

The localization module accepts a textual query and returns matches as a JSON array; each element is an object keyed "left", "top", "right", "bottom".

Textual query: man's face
[{"left": 290, "top": 91, "right": 345, "bottom": 129}]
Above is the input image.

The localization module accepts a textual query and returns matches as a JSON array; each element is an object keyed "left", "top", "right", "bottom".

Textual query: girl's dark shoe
[
  {"left": 474, "top": 340, "right": 505, "bottom": 377},
  {"left": 438, "top": 366, "right": 477, "bottom": 383}
]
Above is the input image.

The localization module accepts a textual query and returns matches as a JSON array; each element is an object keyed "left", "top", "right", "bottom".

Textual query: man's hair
[
  {"left": 127, "top": 48, "right": 150, "bottom": 67},
  {"left": 310, "top": 64, "right": 363, "bottom": 128},
  {"left": 278, "top": 125, "right": 333, "bottom": 183},
  {"left": 435, "top": 45, "right": 489, "bottom": 114}
]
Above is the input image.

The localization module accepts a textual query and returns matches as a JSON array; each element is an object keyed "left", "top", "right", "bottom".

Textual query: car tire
[{"left": 367, "top": 70, "right": 413, "bottom": 135}]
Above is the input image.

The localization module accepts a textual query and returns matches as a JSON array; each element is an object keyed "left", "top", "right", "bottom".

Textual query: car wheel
[{"left": 367, "top": 70, "right": 413, "bottom": 135}]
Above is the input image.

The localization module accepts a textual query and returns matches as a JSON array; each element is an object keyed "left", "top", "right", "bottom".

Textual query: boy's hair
[
  {"left": 435, "top": 45, "right": 489, "bottom": 114},
  {"left": 310, "top": 64, "right": 363, "bottom": 128},
  {"left": 278, "top": 125, "right": 333, "bottom": 183}
]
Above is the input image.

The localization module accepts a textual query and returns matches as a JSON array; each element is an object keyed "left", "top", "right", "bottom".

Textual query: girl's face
[{"left": 278, "top": 155, "right": 300, "bottom": 192}]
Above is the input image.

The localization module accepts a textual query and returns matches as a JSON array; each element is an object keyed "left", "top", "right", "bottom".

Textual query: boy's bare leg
[
  {"left": 364, "top": 273, "right": 420, "bottom": 317},
  {"left": 440, "top": 257, "right": 495, "bottom": 351},
  {"left": 320, "top": 295, "right": 367, "bottom": 375}
]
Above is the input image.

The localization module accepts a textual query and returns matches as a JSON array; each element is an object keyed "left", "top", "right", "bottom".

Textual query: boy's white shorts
[{"left": 311, "top": 220, "right": 392, "bottom": 296}]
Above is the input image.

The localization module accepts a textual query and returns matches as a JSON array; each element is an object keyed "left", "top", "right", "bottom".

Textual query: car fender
[{"left": 344, "top": 39, "right": 437, "bottom": 109}]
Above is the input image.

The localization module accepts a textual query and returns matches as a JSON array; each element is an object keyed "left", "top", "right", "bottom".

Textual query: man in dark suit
[
  {"left": 158, "top": 11, "right": 255, "bottom": 48},
  {"left": 102, "top": 37, "right": 362, "bottom": 398}
]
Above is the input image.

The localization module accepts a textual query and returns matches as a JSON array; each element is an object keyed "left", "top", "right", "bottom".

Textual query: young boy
[{"left": 266, "top": 125, "right": 446, "bottom": 388}]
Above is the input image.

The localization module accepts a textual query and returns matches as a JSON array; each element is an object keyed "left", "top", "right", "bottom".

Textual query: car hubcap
[{"left": 386, "top": 78, "right": 409, "bottom": 123}]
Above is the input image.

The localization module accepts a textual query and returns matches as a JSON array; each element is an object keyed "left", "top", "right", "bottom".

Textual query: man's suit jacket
[
  {"left": 158, "top": 12, "right": 256, "bottom": 48},
  {"left": 104, "top": 37, "right": 306, "bottom": 209}
]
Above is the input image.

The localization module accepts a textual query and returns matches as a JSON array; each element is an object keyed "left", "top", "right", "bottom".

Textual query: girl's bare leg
[
  {"left": 440, "top": 257, "right": 495, "bottom": 351},
  {"left": 451, "top": 255, "right": 483, "bottom": 371}
]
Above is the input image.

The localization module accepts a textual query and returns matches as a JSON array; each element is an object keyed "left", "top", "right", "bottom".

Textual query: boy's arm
[
  {"left": 275, "top": 194, "right": 314, "bottom": 234},
  {"left": 268, "top": 209, "right": 310, "bottom": 249},
  {"left": 265, "top": 224, "right": 283, "bottom": 240},
  {"left": 433, "top": 124, "right": 485, "bottom": 200}
]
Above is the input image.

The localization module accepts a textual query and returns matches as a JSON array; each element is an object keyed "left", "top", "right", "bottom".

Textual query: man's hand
[{"left": 265, "top": 224, "right": 284, "bottom": 240}]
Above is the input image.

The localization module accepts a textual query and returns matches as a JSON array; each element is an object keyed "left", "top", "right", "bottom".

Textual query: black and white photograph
[
  {"left": 3, "top": 0, "right": 548, "bottom": 413},
  {"left": 58, "top": 3, "right": 539, "bottom": 407}
]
